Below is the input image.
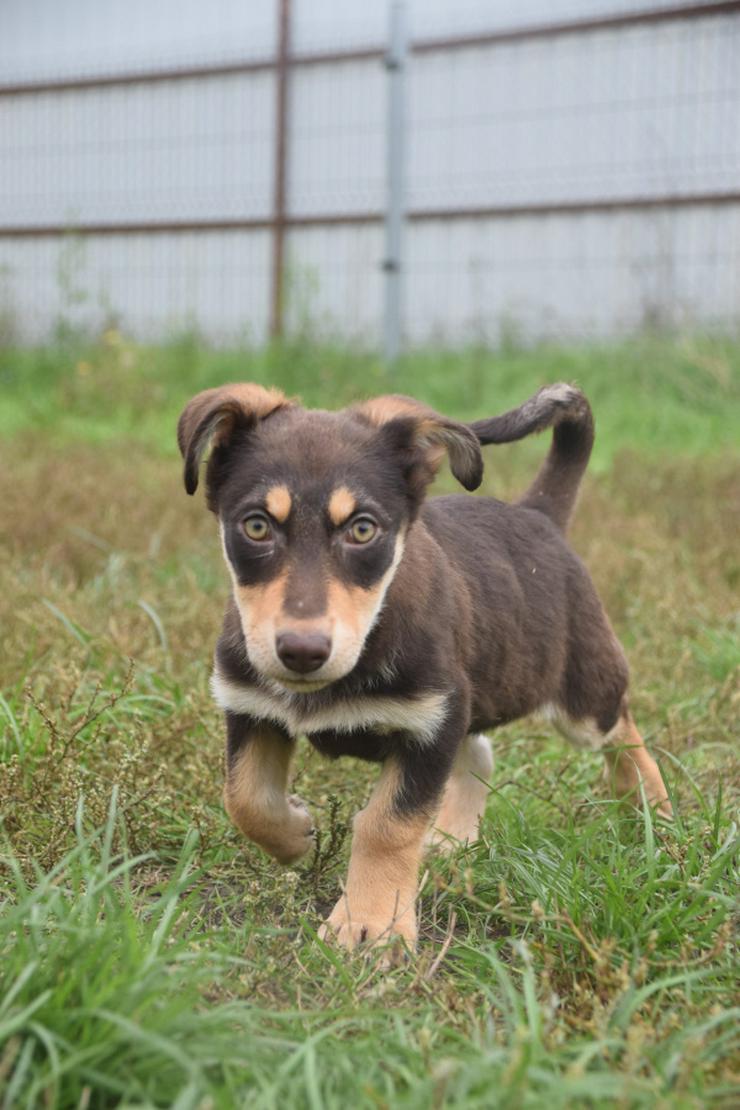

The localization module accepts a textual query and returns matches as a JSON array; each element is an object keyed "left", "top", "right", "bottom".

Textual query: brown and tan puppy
[{"left": 177, "top": 382, "right": 671, "bottom": 955}]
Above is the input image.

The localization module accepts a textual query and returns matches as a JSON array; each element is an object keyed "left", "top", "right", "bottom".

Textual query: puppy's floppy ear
[
  {"left": 177, "top": 383, "right": 289, "bottom": 495},
  {"left": 352, "top": 394, "right": 483, "bottom": 492}
]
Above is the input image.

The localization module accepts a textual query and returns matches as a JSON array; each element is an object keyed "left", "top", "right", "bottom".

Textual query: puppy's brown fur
[{"left": 178, "top": 382, "right": 671, "bottom": 955}]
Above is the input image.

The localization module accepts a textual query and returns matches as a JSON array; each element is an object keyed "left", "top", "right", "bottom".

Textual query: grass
[
  {"left": 1, "top": 328, "right": 739, "bottom": 468},
  {"left": 0, "top": 331, "right": 738, "bottom": 1107}
]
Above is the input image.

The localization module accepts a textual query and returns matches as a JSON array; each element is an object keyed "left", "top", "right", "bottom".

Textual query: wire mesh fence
[{"left": 1, "top": 0, "right": 739, "bottom": 348}]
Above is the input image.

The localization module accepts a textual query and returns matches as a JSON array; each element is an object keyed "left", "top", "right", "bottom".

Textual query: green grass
[
  {"left": 1, "top": 329, "right": 739, "bottom": 468},
  {"left": 1, "top": 332, "right": 738, "bottom": 1107}
]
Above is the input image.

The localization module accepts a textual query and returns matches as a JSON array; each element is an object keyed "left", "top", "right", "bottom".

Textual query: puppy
[{"left": 177, "top": 382, "right": 671, "bottom": 953}]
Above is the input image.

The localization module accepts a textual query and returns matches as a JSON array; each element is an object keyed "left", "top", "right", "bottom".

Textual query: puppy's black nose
[{"left": 276, "top": 631, "right": 331, "bottom": 674}]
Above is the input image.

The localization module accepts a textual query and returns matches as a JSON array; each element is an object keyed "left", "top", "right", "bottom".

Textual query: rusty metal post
[{"left": 270, "top": 0, "right": 291, "bottom": 340}]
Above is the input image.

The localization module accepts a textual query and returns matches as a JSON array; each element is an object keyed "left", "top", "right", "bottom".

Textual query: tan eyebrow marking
[
  {"left": 328, "top": 486, "right": 357, "bottom": 527},
  {"left": 265, "top": 485, "right": 292, "bottom": 523}
]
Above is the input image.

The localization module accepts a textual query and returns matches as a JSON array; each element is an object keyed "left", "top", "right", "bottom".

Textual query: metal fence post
[
  {"left": 270, "top": 0, "right": 291, "bottom": 341},
  {"left": 383, "top": 1, "right": 407, "bottom": 363}
]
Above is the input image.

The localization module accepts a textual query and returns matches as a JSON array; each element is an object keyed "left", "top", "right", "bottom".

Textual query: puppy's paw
[
  {"left": 271, "top": 794, "right": 315, "bottom": 864},
  {"left": 318, "top": 897, "right": 417, "bottom": 961}
]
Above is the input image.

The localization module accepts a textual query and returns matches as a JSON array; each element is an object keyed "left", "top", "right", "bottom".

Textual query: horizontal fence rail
[{"left": 3, "top": 191, "right": 740, "bottom": 238}]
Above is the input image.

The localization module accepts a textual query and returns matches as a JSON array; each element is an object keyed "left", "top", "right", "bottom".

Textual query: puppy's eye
[
  {"left": 346, "top": 517, "right": 377, "bottom": 545},
  {"left": 243, "top": 514, "right": 272, "bottom": 542}
]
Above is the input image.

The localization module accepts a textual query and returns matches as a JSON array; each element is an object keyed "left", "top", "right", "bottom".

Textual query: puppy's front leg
[
  {"left": 319, "top": 756, "right": 427, "bottom": 952},
  {"left": 223, "top": 712, "right": 314, "bottom": 864},
  {"left": 320, "top": 732, "right": 459, "bottom": 955}
]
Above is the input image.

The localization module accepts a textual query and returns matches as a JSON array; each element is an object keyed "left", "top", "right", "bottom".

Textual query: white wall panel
[
  {"left": 289, "top": 1, "right": 727, "bottom": 52},
  {"left": 0, "top": 0, "right": 276, "bottom": 82},
  {"left": 0, "top": 73, "right": 275, "bottom": 226},
  {"left": 404, "top": 205, "right": 740, "bottom": 344},
  {"left": 408, "top": 16, "right": 740, "bottom": 210},
  {"left": 0, "top": 231, "right": 272, "bottom": 343},
  {"left": 288, "top": 60, "right": 385, "bottom": 215},
  {"left": 284, "top": 225, "right": 383, "bottom": 342}
]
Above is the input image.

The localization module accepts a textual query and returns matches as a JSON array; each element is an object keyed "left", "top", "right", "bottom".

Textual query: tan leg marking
[
  {"left": 603, "top": 714, "right": 672, "bottom": 818},
  {"left": 327, "top": 486, "right": 356, "bottom": 527},
  {"left": 223, "top": 724, "right": 314, "bottom": 864},
  {"left": 265, "top": 484, "right": 292, "bottom": 523},
  {"left": 427, "top": 733, "right": 493, "bottom": 851},
  {"left": 319, "top": 759, "right": 429, "bottom": 954}
]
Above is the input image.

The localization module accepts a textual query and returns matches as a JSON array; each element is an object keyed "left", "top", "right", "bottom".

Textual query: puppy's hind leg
[
  {"left": 549, "top": 705, "right": 672, "bottom": 819},
  {"left": 602, "top": 711, "right": 672, "bottom": 819},
  {"left": 427, "top": 733, "right": 493, "bottom": 851}
]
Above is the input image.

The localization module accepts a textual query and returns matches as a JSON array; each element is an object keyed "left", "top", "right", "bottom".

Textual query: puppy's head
[{"left": 178, "top": 384, "right": 482, "bottom": 691}]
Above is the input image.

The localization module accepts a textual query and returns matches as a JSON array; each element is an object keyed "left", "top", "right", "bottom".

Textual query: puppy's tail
[{"left": 469, "top": 383, "right": 594, "bottom": 532}]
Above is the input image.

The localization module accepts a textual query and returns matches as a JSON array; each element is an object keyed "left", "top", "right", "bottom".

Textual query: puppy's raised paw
[{"left": 272, "top": 794, "right": 315, "bottom": 864}]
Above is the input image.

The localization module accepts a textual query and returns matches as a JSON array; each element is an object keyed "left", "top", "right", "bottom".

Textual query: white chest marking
[{"left": 211, "top": 670, "right": 448, "bottom": 745}]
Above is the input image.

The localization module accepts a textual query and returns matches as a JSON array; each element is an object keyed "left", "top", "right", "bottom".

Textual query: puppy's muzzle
[{"left": 276, "top": 630, "right": 332, "bottom": 675}]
